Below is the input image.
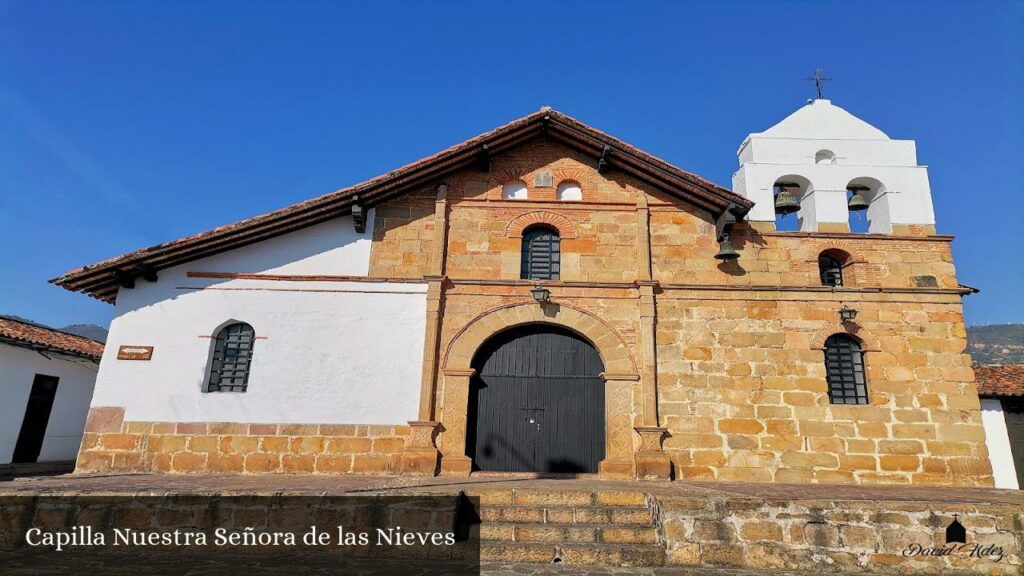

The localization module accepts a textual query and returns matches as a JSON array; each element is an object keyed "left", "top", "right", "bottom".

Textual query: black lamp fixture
[
  {"left": 530, "top": 284, "right": 551, "bottom": 304},
  {"left": 839, "top": 304, "right": 858, "bottom": 323}
]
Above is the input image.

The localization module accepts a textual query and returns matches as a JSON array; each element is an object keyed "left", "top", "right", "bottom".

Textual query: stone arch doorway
[
  {"left": 438, "top": 302, "right": 640, "bottom": 477},
  {"left": 467, "top": 324, "right": 605, "bottom": 473}
]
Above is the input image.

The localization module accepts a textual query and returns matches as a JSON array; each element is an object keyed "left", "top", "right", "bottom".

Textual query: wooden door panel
[{"left": 468, "top": 326, "right": 604, "bottom": 473}]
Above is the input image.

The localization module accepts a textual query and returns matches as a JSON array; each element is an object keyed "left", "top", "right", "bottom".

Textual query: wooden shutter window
[
  {"left": 520, "top": 226, "right": 560, "bottom": 281},
  {"left": 824, "top": 334, "right": 869, "bottom": 405},
  {"left": 206, "top": 322, "right": 255, "bottom": 393}
]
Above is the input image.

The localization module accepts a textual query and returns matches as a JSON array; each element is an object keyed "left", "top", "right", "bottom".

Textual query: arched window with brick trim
[
  {"left": 502, "top": 181, "right": 528, "bottom": 200},
  {"left": 824, "top": 334, "right": 868, "bottom": 405},
  {"left": 205, "top": 322, "right": 256, "bottom": 393},
  {"left": 520, "top": 225, "right": 560, "bottom": 281},
  {"left": 818, "top": 249, "right": 850, "bottom": 286},
  {"left": 556, "top": 181, "right": 582, "bottom": 201}
]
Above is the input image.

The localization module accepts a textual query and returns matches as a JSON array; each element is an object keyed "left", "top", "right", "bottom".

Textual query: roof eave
[{"left": 52, "top": 109, "right": 751, "bottom": 302}]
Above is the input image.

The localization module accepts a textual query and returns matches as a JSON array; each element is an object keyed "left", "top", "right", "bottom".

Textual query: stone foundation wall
[
  {"left": 658, "top": 495, "right": 1022, "bottom": 574},
  {"left": 76, "top": 407, "right": 410, "bottom": 475}
]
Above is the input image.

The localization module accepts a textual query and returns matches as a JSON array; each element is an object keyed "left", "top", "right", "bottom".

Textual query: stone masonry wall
[
  {"left": 658, "top": 494, "right": 1022, "bottom": 574},
  {"left": 656, "top": 295, "right": 990, "bottom": 486},
  {"left": 76, "top": 407, "right": 410, "bottom": 475}
]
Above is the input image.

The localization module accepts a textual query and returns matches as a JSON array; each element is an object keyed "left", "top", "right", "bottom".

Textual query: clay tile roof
[
  {"left": 0, "top": 317, "right": 104, "bottom": 361},
  {"left": 49, "top": 108, "right": 754, "bottom": 304},
  {"left": 975, "top": 364, "right": 1024, "bottom": 398}
]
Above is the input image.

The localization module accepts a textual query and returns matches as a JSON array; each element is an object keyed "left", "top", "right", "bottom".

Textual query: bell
[
  {"left": 714, "top": 236, "right": 739, "bottom": 260},
  {"left": 847, "top": 189, "right": 869, "bottom": 212},
  {"left": 773, "top": 187, "right": 800, "bottom": 215}
]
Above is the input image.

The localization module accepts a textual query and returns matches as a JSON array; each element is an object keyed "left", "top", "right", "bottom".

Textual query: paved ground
[
  {"left": 480, "top": 564, "right": 893, "bottom": 576},
  {"left": 0, "top": 549, "right": 889, "bottom": 576},
  {"left": 1, "top": 471, "right": 1020, "bottom": 504}
]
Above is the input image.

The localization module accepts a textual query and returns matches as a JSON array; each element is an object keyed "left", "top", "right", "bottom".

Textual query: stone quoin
[{"left": 52, "top": 103, "right": 993, "bottom": 486}]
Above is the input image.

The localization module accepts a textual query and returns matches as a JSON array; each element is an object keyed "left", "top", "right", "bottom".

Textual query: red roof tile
[
  {"left": 0, "top": 317, "right": 104, "bottom": 360},
  {"left": 50, "top": 108, "right": 753, "bottom": 303},
  {"left": 975, "top": 364, "right": 1024, "bottom": 398}
]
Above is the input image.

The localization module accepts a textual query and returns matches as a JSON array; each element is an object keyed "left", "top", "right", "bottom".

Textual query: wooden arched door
[{"left": 466, "top": 325, "right": 605, "bottom": 473}]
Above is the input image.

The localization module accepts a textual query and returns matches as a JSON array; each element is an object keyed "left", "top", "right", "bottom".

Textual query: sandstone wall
[{"left": 77, "top": 407, "right": 410, "bottom": 475}]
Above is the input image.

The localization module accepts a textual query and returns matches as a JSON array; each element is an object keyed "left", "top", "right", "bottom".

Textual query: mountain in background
[
  {"left": 0, "top": 314, "right": 108, "bottom": 343},
  {"left": 60, "top": 323, "right": 109, "bottom": 343},
  {"left": 966, "top": 323, "right": 1024, "bottom": 365}
]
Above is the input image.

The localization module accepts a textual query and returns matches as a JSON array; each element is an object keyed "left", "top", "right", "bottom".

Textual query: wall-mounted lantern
[
  {"left": 839, "top": 304, "right": 858, "bottom": 323},
  {"left": 530, "top": 284, "right": 551, "bottom": 304}
]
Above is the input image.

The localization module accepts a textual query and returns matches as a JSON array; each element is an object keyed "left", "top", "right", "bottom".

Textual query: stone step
[
  {"left": 468, "top": 488, "right": 648, "bottom": 508},
  {"left": 479, "top": 504, "right": 655, "bottom": 525},
  {"left": 479, "top": 522, "right": 659, "bottom": 544},
  {"left": 480, "top": 541, "right": 665, "bottom": 567}
]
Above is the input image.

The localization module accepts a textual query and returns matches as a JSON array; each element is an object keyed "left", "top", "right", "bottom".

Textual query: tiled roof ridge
[
  {"left": 0, "top": 316, "right": 105, "bottom": 360},
  {"left": 50, "top": 108, "right": 752, "bottom": 303},
  {"left": 975, "top": 364, "right": 1024, "bottom": 398}
]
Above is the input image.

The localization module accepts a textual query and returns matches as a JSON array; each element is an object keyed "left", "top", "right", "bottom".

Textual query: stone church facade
[{"left": 55, "top": 101, "right": 992, "bottom": 486}]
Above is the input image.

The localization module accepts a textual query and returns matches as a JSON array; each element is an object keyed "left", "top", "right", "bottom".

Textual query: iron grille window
[
  {"left": 206, "top": 322, "right": 255, "bottom": 393},
  {"left": 819, "top": 253, "right": 844, "bottom": 286},
  {"left": 520, "top": 226, "right": 560, "bottom": 281},
  {"left": 824, "top": 334, "right": 868, "bottom": 404}
]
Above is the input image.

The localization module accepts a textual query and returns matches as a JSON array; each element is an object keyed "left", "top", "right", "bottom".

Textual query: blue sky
[{"left": 2, "top": 1, "right": 1022, "bottom": 328}]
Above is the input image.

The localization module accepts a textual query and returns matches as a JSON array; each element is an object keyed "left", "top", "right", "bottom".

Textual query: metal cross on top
[{"left": 806, "top": 68, "right": 832, "bottom": 99}]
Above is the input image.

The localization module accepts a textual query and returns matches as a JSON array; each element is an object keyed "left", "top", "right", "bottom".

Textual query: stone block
[
  {"left": 352, "top": 454, "right": 391, "bottom": 473},
  {"left": 326, "top": 437, "right": 372, "bottom": 453},
  {"left": 666, "top": 543, "right": 701, "bottom": 566},
  {"left": 314, "top": 454, "right": 352, "bottom": 474},
  {"left": 281, "top": 454, "right": 316, "bottom": 473},
  {"left": 244, "top": 453, "right": 280, "bottom": 473},
  {"left": 719, "top": 418, "right": 764, "bottom": 434},
  {"left": 171, "top": 452, "right": 207, "bottom": 473},
  {"left": 101, "top": 434, "right": 140, "bottom": 451},
  {"left": 701, "top": 543, "right": 745, "bottom": 567},
  {"left": 745, "top": 543, "right": 789, "bottom": 569},
  {"left": 740, "top": 522, "right": 783, "bottom": 541},
  {"left": 879, "top": 454, "right": 921, "bottom": 472},
  {"left": 85, "top": 407, "right": 125, "bottom": 433},
  {"left": 594, "top": 490, "right": 647, "bottom": 507}
]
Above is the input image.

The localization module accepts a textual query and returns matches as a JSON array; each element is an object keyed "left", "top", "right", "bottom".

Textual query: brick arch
[
  {"left": 810, "top": 323, "right": 881, "bottom": 352},
  {"left": 552, "top": 168, "right": 587, "bottom": 186},
  {"left": 491, "top": 166, "right": 529, "bottom": 185},
  {"left": 505, "top": 211, "right": 579, "bottom": 239},
  {"left": 443, "top": 301, "right": 637, "bottom": 375},
  {"left": 804, "top": 240, "right": 863, "bottom": 263}
]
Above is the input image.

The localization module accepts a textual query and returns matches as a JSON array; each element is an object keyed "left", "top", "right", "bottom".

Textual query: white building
[
  {"left": 976, "top": 365, "right": 1023, "bottom": 489},
  {"left": 0, "top": 317, "right": 102, "bottom": 468}
]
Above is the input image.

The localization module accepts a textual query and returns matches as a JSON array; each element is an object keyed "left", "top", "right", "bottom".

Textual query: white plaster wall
[
  {"left": 981, "top": 399, "right": 1020, "bottom": 490},
  {"left": 0, "top": 344, "right": 98, "bottom": 463},
  {"left": 734, "top": 162, "right": 935, "bottom": 230},
  {"left": 732, "top": 100, "right": 937, "bottom": 231},
  {"left": 92, "top": 211, "right": 429, "bottom": 425}
]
